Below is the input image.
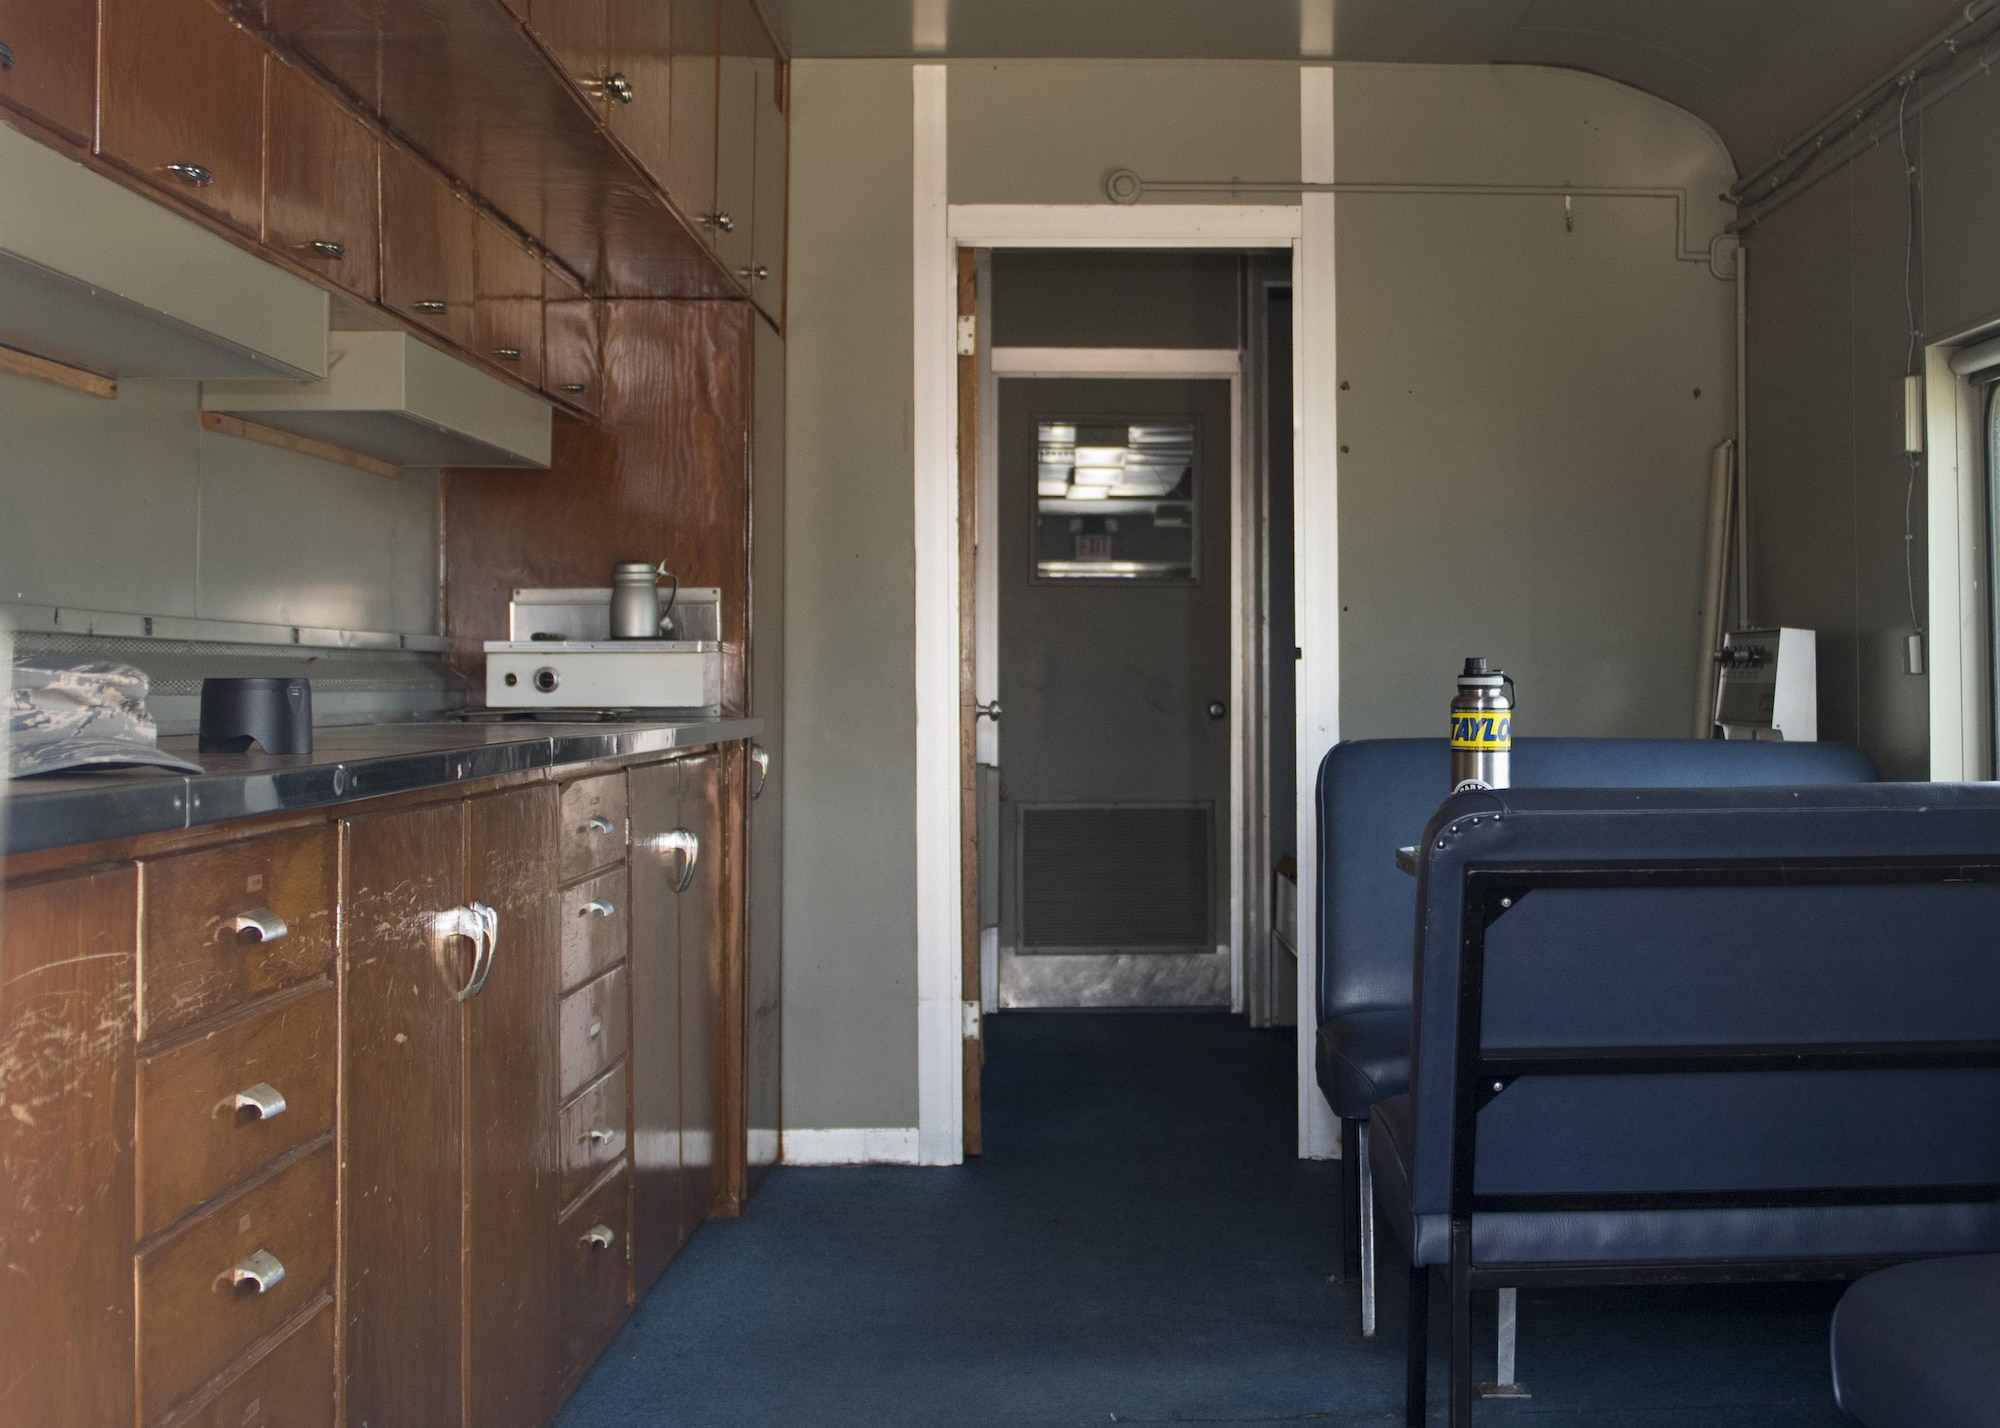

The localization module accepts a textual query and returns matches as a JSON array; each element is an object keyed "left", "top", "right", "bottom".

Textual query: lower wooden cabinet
[{"left": 0, "top": 741, "right": 750, "bottom": 1422}]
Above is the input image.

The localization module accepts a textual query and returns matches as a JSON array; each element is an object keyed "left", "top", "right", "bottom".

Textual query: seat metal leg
[
  {"left": 1340, "top": 1118, "right": 1361, "bottom": 1282},
  {"left": 1448, "top": 1221, "right": 1474, "bottom": 1428},
  {"left": 1476, "top": 1287, "right": 1531, "bottom": 1399},
  {"left": 1359, "top": 1121, "right": 1377, "bottom": 1338},
  {"left": 1404, "top": 1260, "right": 1430, "bottom": 1428}
]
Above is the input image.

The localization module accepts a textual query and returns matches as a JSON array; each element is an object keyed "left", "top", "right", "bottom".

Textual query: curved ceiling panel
[{"left": 765, "top": 0, "right": 1962, "bottom": 165}]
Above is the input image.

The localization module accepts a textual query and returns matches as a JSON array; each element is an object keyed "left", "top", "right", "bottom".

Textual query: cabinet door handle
[
  {"left": 586, "top": 1018, "right": 602, "bottom": 1040},
  {"left": 165, "top": 162, "right": 213, "bottom": 187},
  {"left": 737, "top": 264, "right": 769, "bottom": 281},
  {"left": 581, "top": 899, "right": 616, "bottom": 919},
  {"left": 436, "top": 904, "right": 489, "bottom": 1001},
  {"left": 305, "top": 240, "right": 346, "bottom": 260},
  {"left": 581, "top": 1224, "right": 616, "bottom": 1250},
  {"left": 0, "top": 42, "right": 14, "bottom": 70},
  {"left": 559, "top": 382, "right": 588, "bottom": 393},
  {"left": 227, "top": 1249, "right": 286, "bottom": 1294},
  {"left": 414, "top": 300, "right": 449, "bottom": 314},
  {"left": 646, "top": 828, "right": 699, "bottom": 893},
  {"left": 583, "top": 815, "right": 615, "bottom": 836},
  {"left": 585, "top": 1126, "right": 616, "bottom": 1144},
  {"left": 701, "top": 211, "right": 734, "bottom": 233},
  {"left": 231, "top": 908, "right": 289, "bottom": 944},
  {"left": 493, "top": 347, "right": 522, "bottom": 362},
  {"left": 750, "top": 745, "right": 770, "bottom": 799},
  {"left": 467, "top": 901, "right": 499, "bottom": 998},
  {"left": 232, "top": 1082, "right": 288, "bottom": 1121},
  {"left": 606, "top": 72, "right": 635, "bottom": 104}
]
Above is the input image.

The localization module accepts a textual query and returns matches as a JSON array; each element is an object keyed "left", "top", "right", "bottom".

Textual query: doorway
[{"left": 967, "top": 250, "right": 1291, "bottom": 1020}]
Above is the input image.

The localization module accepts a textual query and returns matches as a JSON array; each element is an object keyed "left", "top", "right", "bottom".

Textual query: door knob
[
  {"left": 1206, "top": 700, "right": 1227, "bottom": 720},
  {"left": 976, "top": 701, "right": 1002, "bottom": 721}
]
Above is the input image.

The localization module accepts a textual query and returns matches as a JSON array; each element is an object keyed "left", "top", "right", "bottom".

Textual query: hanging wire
[{"left": 1900, "top": 78, "right": 1925, "bottom": 641}]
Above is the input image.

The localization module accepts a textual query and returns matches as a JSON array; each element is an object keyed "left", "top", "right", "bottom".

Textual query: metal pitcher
[{"left": 609, "top": 561, "right": 679, "bottom": 639}]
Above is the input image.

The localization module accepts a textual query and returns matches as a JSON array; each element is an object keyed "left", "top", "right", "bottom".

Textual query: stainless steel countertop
[{"left": 4, "top": 717, "right": 762, "bottom": 857}]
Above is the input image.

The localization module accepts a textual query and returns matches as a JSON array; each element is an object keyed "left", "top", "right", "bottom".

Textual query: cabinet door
[
  {"left": 99, "top": 0, "right": 265, "bottom": 236},
  {"left": 626, "top": 761, "right": 684, "bottom": 1297},
  {"left": 344, "top": 803, "right": 467, "bottom": 1428},
  {"left": 678, "top": 750, "right": 723, "bottom": 1234},
  {"left": 748, "top": 53, "right": 787, "bottom": 325},
  {"left": 266, "top": 56, "right": 380, "bottom": 301},
  {"left": 466, "top": 786, "right": 561, "bottom": 1428},
  {"left": 533, "top": 0, "right": 607, "bottom": 112},
  {"left": 0, "top": 0, "right": 96, "bottom": 142},
  {"left": 476, "top": 214, "right": 546, "bottom": 388},
  {"left": 713, "top": 0, "right": 760, "bottom": 278},
  {"left": 543, "top": 262, "right": 602, "bottom": 416},
  {"left": 666, "top": 0, "right": 718, "bottom": 230},
  {"left": 381, "top": 143, "right": 476, "bottom": 348},
  {"left": 0, "top": 868, "right": 137, "bottom": 1428},
  {"left": 606, "top": 0, "right": 671, "bottom": 181}
]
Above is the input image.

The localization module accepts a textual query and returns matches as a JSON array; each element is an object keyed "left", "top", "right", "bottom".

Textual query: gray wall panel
[
  {"left": 782, "top": 60, "right": 921, "bottom": 1131},
  {"left": 0, "top": 372, "right": 437, "bottom": 636},
  {"left": 990, "top": 251, "right": 1247, "bottom": 349}
]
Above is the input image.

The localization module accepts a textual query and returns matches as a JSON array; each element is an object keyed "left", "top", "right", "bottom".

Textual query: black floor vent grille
[{"left": 1019, "top": 804, "right": 1212, "bottom": 953}]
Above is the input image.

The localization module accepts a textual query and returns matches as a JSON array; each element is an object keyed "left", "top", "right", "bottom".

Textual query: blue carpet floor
[{"left": 557, "top": 1011, "right": 1852, "bottom": 1426}]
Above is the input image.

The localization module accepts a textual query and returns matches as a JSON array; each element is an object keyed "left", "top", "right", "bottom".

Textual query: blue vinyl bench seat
[{"left": 1832, "top": 1255, "right": 2000, "bottom": 1428}]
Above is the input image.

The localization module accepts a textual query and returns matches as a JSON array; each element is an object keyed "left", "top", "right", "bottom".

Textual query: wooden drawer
[
  {"left": 561, "top": 1062, "right": 629, "bottom": 1210},
  {"left": 561, "top": 864, "right": 627, "bottom": 992},
  {"left": 99, "top": 0, "right": 266, "bottom": 236},
  {"left": 561, "top": 964, "right": 628, "bottom": 1100},
  {"left": 138, "top": 1145, "right": 335, "bottom": 1424},
  {"left": 140, "top": 827, "right": 337, "bottom": 1041},
  {"left": 138, "top": 989, "right": 336, "bottom": 1237},
  {"left": 559, "top": 1164, "right": 630, "bottom": 1391},
  {"left": 161, "top": 1301, "right": 334, "bottom": 1428},
  {"left": 560, "top": 772, "right": 627, "bottom": 882}
]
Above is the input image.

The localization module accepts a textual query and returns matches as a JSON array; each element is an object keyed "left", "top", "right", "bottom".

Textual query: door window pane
[{"left": 1034, "top": 419, "right": 1198, "bottom": 580}]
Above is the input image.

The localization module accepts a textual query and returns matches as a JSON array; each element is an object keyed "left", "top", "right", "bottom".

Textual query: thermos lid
[
  {"left": 613, "top": 561, "right": 661, "bottom": 577},
  {"left": 1462, "top": 656, "right": 1489, "bottom": 676}
]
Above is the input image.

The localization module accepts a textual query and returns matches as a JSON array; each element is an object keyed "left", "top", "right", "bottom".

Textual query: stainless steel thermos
[
  {"left": 1449, "top": 656, "right": 1514, "bottom": 792},
  {"left": 609, "top": 561, "right": 679, "bottom": 639}
]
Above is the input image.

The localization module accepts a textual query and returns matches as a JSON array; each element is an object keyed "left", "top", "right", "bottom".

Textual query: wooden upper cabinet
[
  {"left": 714, "top": 0, "right": 760, "bottom": 279},
  {"left": 533, "top": 0, "right": 608, "bottom": 113},
  {"left": 0, "top": 0, "right": 97, "bottom": 142},
  {"left": 606, "top": 0, "right": 671, "bottom": 180},
  {"left": 476, "top": 214, "right": 546, "bottom": 387},
  {"left": 381, "top": 143, "right": 476, "bottom": 349},
  {"left": 749, "top": 52, "right": 786, "bottom": 324},
  {"left": 266, "top": 57, "right": 380, "bottom": 301},
  {"left": 99, "top": 0, "right": 265, "bottom": 236},
  {"left": 544, "top": 261, "right": 601, "bottom": 416},
  {"left": 666, "top": 0, "right": 718, "bottom": 231}
]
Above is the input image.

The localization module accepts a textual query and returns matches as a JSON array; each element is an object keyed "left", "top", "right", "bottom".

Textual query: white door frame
[
  {"left": 986, "top": 345, "right": 1248, "bottom": 1009},
  {"left": 915, "top": 65, "right": 1340, "bottom": 1164},
  {"left": 1926, "top": 320, "right": 2000, "bottom": 781}
]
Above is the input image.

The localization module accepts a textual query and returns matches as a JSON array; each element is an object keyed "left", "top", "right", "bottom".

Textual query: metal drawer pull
[
  {"left": 231, "top": 908, "right": 289, "bottom": 944},
  {"left": 582, "top": 899, "right": 616, "bottom": 919},
  {"left": 587, "top": 1019, "right": 602, "bottom": 1040},
  {"left": 166, "top": 162, "right": 214, "bottom": 187},
  {"left": 581, "top": 1224, "right": 616, "bottom": 1250},
  {"left": 493, "top": 347, "right": 522, "bottom": 362},
  {"left": 750, "top": 745, "right": 770, "bottom": 799},
  {"left": 559, "top": 382, "right": 587, "bottom": 393},
  {"left": 414, "top": 300, "right": 449, "bottom": 314},
  {"left": 232, "top": 1082, "right": 288, "bottom": 1121},
  {"left": 585, "top": 1126, "right": 616, "bottom": 1144},
  {"left": 467, "top": 902, "right": 499, "bottom": 998},
  {"left": 228, "top": 1250, "right": 286, "bottom": 1294},
  {"left": 305, "top": 240, "right": 346, "bottom": 260},
  {"left": 738, "top": 265, "right": 770, "bottom": 281},
  {"left": 583, "top": 815, "right": 615, "bottom": 835}
]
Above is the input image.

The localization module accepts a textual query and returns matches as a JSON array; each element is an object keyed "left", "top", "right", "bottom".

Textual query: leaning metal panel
[{"left": 996, "top": 948, "right": 1229, "bottom": 1008}]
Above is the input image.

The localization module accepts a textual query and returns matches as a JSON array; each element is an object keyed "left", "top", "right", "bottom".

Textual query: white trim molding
[
  {"left": 990, "top": 346, "right": 1242, "bottom": 378},
  {"left": 782, "top": 1128, "right": 922, "bottom": 1166},
  {"left": 949, "top": 204, "right": 1302, "bottom": 248},
  {"left": 1295, "top": 64, "right": 1343, "bottom": 1160},
  {"left": 1926, "top": 333, "right": 1995, "bottom": 780},
  {"left": 912, "top": 62, "right": 964, "bottom": 1168}
]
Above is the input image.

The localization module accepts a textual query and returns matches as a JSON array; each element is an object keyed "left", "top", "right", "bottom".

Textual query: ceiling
[{"left": 762, "top": 0, "right": 1960, "bottom": 165}]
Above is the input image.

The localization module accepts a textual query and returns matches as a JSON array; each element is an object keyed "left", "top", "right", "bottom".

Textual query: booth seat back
[
  {"left": 1314, "top": 737, "right": 1879, "bottom": 1030},
  {"left": 1400, "top": 783, "right": 2000, "bottom": 1264}
]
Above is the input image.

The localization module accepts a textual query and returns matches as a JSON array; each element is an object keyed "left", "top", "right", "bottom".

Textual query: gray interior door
[{"left": 997, "top": 376, "right": 1233, "bottom": 1007}]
